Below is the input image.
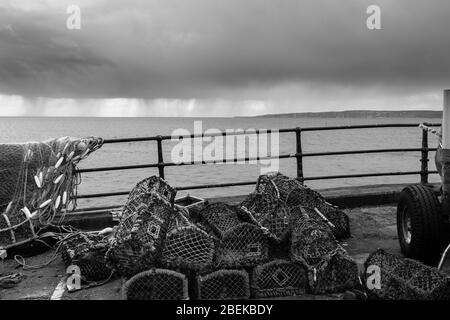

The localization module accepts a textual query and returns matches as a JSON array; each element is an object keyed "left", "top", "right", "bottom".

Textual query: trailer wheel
[{"left": 397, "top": 184, "right": 443, "bottom": 265}]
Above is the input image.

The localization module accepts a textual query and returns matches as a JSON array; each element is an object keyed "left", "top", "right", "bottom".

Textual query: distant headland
[{"left": 246, "top": 110, "right": 442, "bottom": 119}]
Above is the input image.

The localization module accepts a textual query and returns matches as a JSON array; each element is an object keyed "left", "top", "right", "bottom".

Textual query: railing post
[
  {"left": 295, "top": 127, "right": 304, "bottom": 182},
  {"left": 156, "top": 135, "right": 165, "bottom": 179},
  {"left": 420, "top": 127, "right": 429, "bottom": 184}
]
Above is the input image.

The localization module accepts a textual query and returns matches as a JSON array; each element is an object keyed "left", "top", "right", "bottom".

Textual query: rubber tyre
[{"left": 397, "top": 184, "right": 443, "bottom": 265}]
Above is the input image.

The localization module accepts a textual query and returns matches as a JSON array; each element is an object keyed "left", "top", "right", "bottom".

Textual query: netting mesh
[
  {"left": 0, "top": 137, "right": 103, "bottom": 249},
  {"left": 251, "top": 260, "right": 309, "bottom": 298},
  {"left": 215, "top": 222, "right": 269, "bottom": 267},
  {"left": 196, "top": 269, "right": 250, "bottom": 300},
  {"left": 364, "top": 249, "right": 450, "bottom": 300},
  {"left": 199, "top": 202, "right": 243, "bottom": 238},
  {"left": 122, "top": 269, "right": 189, "bottom": 300},
  {"left": 240, "top": 193, "right": 290, "bottom": 243},
  {"left": 312, "top": 249, "right": 360, "bottom": 294},
  {"left": 161, "top": 210, "right": 215, "bottom": 270},
  {"left": 255, "top": 172, "right": 350, "bottom": 240},
  {"left": 60, "top": 232, "right": 112, "bottom": 282}
]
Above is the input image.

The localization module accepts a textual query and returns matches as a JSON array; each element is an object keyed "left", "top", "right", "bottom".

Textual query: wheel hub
[{"left": 401, "top": 208, "right": 412, "bottom": 245}]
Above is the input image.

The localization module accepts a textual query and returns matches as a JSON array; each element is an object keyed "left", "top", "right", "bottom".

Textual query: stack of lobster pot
[
  {"left": 106, "top": 177, "right": 178, "bottom": 278},
  {"left": 192, "top": 202, "right": 270, "bottom": 299},
  {"left": 240, "top": 172, "right": 359, "bottom": 297},
  {"left": 254, "top": 172, "right": 350, "bottom": 240},
  {"left": 289, "top": 206, "right": 359, "bottom": 294}
]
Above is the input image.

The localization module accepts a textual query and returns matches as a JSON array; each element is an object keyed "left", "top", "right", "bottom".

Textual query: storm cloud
[{"left": 0, "top": 0, "right": 449, "bottom": 115}]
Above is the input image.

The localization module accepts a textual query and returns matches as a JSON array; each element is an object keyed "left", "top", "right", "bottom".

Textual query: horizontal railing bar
[
  {"left": 77, "top": 147, "right": 439, "bottom": 173},
  {"left": 302, "top": 171, "right": 425, "bottom": 181},
  {"left": 101, "top": 123, "right": 442, "bottom": 144},
  {"left": 300, "top": 123, "right": 441, "bottom": 132},
  {"left": 78, "top": 163, "right": 160, "bottom": 173},
  {"left": 302, "top": 148, "right": 429, "bottom": 157},
  {"left": 76, "top": 170, "right": 440, "bottom": 199}
]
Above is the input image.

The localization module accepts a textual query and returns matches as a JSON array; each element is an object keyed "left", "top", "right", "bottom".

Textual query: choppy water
[{"left": 0, "top": 116, "right": 442, "bottom": 208}]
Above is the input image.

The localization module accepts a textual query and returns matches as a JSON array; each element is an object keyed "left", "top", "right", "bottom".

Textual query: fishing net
[
  {"left": 196, "top": 269, "right": 250, "bottom": 300},
  {"left": 363, "top": 249, "right": 450, "bottom": 300},
  {"left": 0, "top": 137, "right": 103, "bottom": 249},
  {"left": 240, "top": 193, "right": 290, "bottom": 243},
  {"left": 161, "top": 210, "right": 215, "bottom": 270},
  {"left": 215, "top": 222, "right": 269, "bottom": 267},
  {"left": 60, "top": 232, "right": 113, "bottom": 282},
  {"left": 255, "top": 172, "right": 350, "bottom": 240},
  {"left": 251, "top": 260, "right": 309, "bottom": 298},
  {"left": 122, "top": 268, "right": 189, "bottom": 300}
]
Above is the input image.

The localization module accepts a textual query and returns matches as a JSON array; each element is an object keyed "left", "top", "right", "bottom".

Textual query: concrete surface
[{"left": 0, "top": 204, "right": 400, "bottom": 300}]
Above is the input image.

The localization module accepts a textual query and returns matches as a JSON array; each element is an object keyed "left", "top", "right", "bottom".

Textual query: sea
[{"left": 0, "top": 116, "right": 442, "bottom": 209}]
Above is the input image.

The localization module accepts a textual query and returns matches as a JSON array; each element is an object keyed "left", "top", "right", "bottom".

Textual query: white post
[{"left": 442, "top": 89, "right": 450, "bottom": 148}]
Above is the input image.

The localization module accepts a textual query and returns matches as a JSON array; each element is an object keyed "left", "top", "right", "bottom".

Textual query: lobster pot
[
  {"left": 162, "top": 213, "right": 215, "bottom": 270},
  {"left": 251, "top": 260, "right": 309, "bottom": 298},
  {"left": 215, "top": 223, "right": 269, "bottom": 267},
  {"left": 290, "top": 207, "right": 338, "bottom": 268},
  {"left": 120, "top": 176, "right": 177, "bottom": 222},
  {"left": 285, "top": 186, "right": 350, "bottom": 240},
  {"left": 115, "top": 195, "right": 174, "bottom": 240},
  {"left": 122, "top": 269, "right": 189, "bottom": 300},
  {"left": 255, "top": 172, "right": 350, "bottom": 240},
  {"left": 106, "top": 205, "right": 172, "bottom": 277},
  {"left": 255, "top": 172, "right": 301, "bottom": 202},
  {"left": 363, "top": 249, "right": 450, "bottom": 300},
  {"left": 196, "top": 269, "right": 250, "bottom": 300},
  {"left": 60, "top": 233, "right": 112, "bottom": 282},
  {"left": 240, "top": 193, "right": 290, "bottom": 243},
  {"left": 311, "top": 249, "right": 360, "bottom": 294},
  {"left": 199, "top": 202, "right": 243, "bottom": 238}
]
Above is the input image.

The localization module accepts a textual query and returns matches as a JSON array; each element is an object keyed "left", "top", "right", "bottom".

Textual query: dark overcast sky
[{"left": 0, "top": 0, "right": 449, "bottom": 116}]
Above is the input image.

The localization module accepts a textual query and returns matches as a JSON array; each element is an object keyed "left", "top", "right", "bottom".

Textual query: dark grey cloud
[{"left": 0, "top": 0, "right": 449, "bottom": 113}]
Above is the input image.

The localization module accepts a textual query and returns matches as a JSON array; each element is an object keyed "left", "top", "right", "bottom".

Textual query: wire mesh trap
[
  {"left": 311, "top": 248, "right": 360, "bottom": 294},
  {"left": 215, "top": 222, "right": 269, "bottom": 268},
  {"left": 60, "top": 232, "right": 112, "bottom": 282},
  {"left": 0, "top": 137, "right": 103, "bottom": 249},
  {"left": 122, "top": 268, "right": 189, "bottom": 300},
  {"left": 120, "top": 176, "right": 177, "bottom": 222},
  {"left": 363, "top": 249, "right": 450, "bottom": 300},
  {"left": 255, "top": 172, "right": 350, "bottom": 240},
  {"left": 251, "top": 260, "right": 309, "bottom": 298},
  {"left": 106, "top": 201, "right": 174, "bottom": 277},
  {"left": 196, "top": 269, "right": 250, "bottom": 300},
  {"left": 161, "top": 211, "right": 215, "bottom": 270},
  {"left": 240, "top": 193, "right": 290, "bottom": 243},
  {"left": 289, "top": 206, "right": 358, "bottom": 293},
  {"left": 289, "top": 206, "right": 338, "bottom": 268},
  {"left": 199, "top": 202, "right": 243, "bottom": 238}
]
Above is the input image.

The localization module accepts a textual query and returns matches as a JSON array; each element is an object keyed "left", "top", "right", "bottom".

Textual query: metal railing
[{"left": 75, "top": 122, "right": 441, "bottom": 204}]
